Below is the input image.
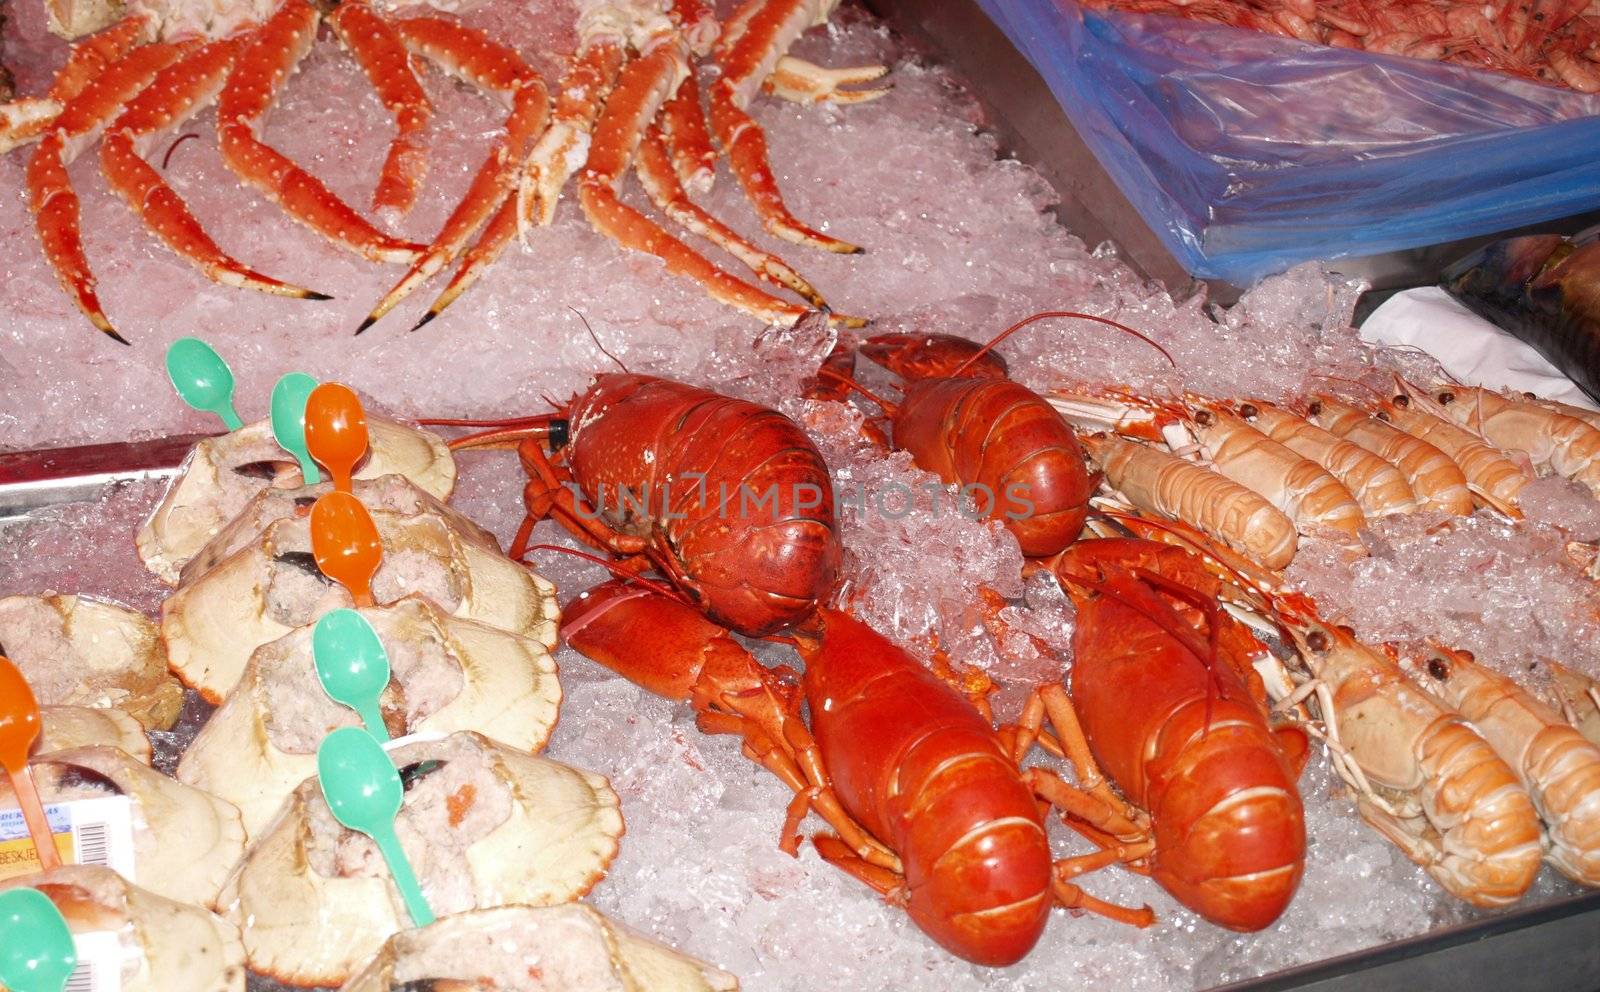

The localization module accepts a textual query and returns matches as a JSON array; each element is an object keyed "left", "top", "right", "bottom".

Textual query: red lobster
[
  {"left": 561, "top": 577, "right": 1154, "bottom": 966},
  {"left": 1012, "top": 536, "right": 1310, "bottom": 931},
  {"left": 816, "top": 312, "right": 1172, "bottom": 557},
  {"left": 425, "top": 372, "right": 839, "bottom": 636}
]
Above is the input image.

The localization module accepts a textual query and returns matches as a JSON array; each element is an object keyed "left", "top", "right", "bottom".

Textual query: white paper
[{"left": 1360, "top": 286, "right": 1598, "bottom": 411}]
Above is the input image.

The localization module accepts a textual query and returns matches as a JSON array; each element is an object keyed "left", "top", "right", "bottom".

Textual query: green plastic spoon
[
  {"left": 165, "top": 338, "right": 243, "bottom": 430},
  {"left": 316, "top": 727, "right": 434, "bottom": 928},
  {"left": 313, "top": 609, "right": 391, "bottom": 741},
  {"left": 271, "top": 373, "right": 322, "bottom": 485},
  {"left": 0, "top": 888, "right": 77, "bottom": 992}
]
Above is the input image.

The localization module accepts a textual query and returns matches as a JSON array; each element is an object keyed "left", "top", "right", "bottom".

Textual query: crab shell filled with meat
[
  {"left": 340, "top": 904, "right": 740, "bottom": 992},
  {"left": 0, "top": 594, "right": 183, "bottom": 730},
  {"left": 0, "top": 865, "right": 246, "bottom": 992},
  {"left": 3, "top": 746, "right": 245, "bottom": 907},
  {"left": 177, "top": 596, "right": 562, "bottom": 839},
  {"left": 217, "top": 732, "right": 623, "bottom": 988},
  {"left": 161, "top": 476, "right": 557, "bottom": 702},
  {"left": 37, "top": 705, "right": 152, "bottom": 763},
  {"left": 136, "top": 417, "right": 456, "bottom": 584}
]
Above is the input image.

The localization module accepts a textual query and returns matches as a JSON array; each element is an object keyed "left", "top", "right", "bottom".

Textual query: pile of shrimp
[{"left": 1078, "top": 0, "right": 1600, "bottom": 91}]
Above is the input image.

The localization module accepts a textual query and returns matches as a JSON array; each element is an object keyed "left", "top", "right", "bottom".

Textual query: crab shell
[
  {"left": 177, "top": 596, "right": 562, "bottom": 839},
  {"left": 5, "top": 747, "right": 246, "bottom": 907},
  {"left": 38, "top": 705, "right": 152, "bottom": 764},
  {"left": 136, "top": 417, "right": 456, "bottom": 585},
  {"left": 340, "top": 905, "right": 739, "bottom": 992},
  {"left": 217, "top": 732, "right": 623, "bottom": 988},
  {"left": 0, "top": 594, "right": 184, "bottom": 730},
  {"left": 161, "top": 481, "right": 558, "bottom": 702},
  {"left": 0, "top": 865, "right": 245, "bottom": 991},
  {"left": 176, "top": 474, "right": 498, "bottom": 587}
]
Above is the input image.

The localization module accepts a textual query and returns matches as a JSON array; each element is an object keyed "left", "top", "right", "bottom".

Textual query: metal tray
[
  {"left": 857, "top": 1, "right": 1600, "bottom": 988},
  {"left": 864, "top": 0, "right": 1600, "bottom": 305}
]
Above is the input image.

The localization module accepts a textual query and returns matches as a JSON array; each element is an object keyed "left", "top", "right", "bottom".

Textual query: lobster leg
[
  {"left": 1012, "top": 685, "right": 1148, "bottom": 834},
  {"left": 514, "top": 439, "right": 648, "bottom": 561},
  {"left": 217, "top": 0, "right": 424, "bottom": 265},
  {"left": 812, "top": 834, "right": 905, "bottom": 898},
  {"left": 698, "top": 706, "right": 897, "bottom": 867},
  {"left": 358, "top": 17, "right": 551, "bottom": 333},
  {"left": 0, "top": 13, "right": 151, "bottom": 153},
  {"left": 99, "top": 39, "right": 330, "bottom": 301},
  {"left": 27, "top": 38, "right": 200, "bottom": 342},
  {"left": 577, "top": 44, "right": 813, "bottom": 327},
  {"left": 1053, "top": 873, "right": 1156, "bottom": 928},
  {"left": 327, "top": 0, "right": 432, "bottom": 219}
]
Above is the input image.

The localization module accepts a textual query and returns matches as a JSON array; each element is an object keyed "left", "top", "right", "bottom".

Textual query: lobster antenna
[
  {"left": 817, "top": 368, "right": 899, "bottom": 415},
  {"left": 951, "top": 310, "right": 1176, "bottom": 378},
  {"left": 570, "top": 306, "right": 629, "bottom": 373},
  {"left": 523, "top": 543, "right": 689, "bottom": 604},
  {"left": 1307, "top": 372, "right": 1386, "bottom": 402}
]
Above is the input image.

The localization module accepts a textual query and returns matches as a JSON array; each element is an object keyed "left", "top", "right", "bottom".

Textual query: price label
[{"left": 0, "top": 796, "right": 136, "bottom": 882}]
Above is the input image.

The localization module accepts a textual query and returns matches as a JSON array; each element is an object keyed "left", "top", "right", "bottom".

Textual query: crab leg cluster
[{"left": 4, "top": 0, "right": 887, "bottom": 341}]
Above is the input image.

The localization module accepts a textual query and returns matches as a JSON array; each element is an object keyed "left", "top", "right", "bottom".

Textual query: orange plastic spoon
[
  {"left": 0, "top": 658, "right": 61, "bottom": 871},
  {"left": 305, "top": 383, "right": 369, "bottom": 493},
  {"left": 310, "top": 492, "right": 382, "bottom": 608}
]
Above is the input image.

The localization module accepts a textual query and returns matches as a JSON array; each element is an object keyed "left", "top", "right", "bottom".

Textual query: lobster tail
[
  {"left": 800, "top": 610, "right": 1054, "bottom": 966},
  {"left": 895, "top": 729, "right": 1053, "bottom": 967},
  {"left": 1145, "top": 701, "right": 1306, "bottom": 931}
]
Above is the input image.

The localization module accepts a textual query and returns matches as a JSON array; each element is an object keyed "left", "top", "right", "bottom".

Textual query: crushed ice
[{"left": 0, "top": 2, "right": 1592, "bottom": 990}]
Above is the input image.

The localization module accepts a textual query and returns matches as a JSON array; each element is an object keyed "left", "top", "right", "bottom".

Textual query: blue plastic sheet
[{"left": 975, "top": 0, "right": 1600, "bottom": 284}]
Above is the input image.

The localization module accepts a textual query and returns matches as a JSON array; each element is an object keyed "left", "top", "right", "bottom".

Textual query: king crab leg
[
  {"left": 217, "top": 0, "right": 424, "bottom": 265},
  {"left": 26, "top": 37, "right": 199, "bottom": 342},
  {"left": 577, "top": 17, "right": 814, "bottom": 327},
  {"left": 707, "top": 0, "right": 885, "bottom": 254},
  {"left": 326, "top": 0, "right": 433, "bottom": 219},
  {"left": 0, "top": 13, "right": 151, "bottom": 153},
  {"left": 357, "top": 17, "right": 550, "bottom": 332},
  {"left": 99, "top": 37, "right": 331, "bottom": 301},
  {"left": 765, "top": 55, "right": 889, "bottom": 104},
  {"left": 516, "top": 3, "right": 629, "bottom": 229},
  {"left": 655, "top": 69, "right": 714, "bottom": 191},
  {"left": 634, "top": 121, "right": 828, "bottom": 309},
  {"left": 409, "top": 13, "right": 629, "bottom": 331}
]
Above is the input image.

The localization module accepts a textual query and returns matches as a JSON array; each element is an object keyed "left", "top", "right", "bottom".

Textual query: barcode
[
  {"left": 65, "top": 962, "right": 92, "bottom": 992},
  {"left": 76, "top": 821, "right": 109, "bottom": 867}
]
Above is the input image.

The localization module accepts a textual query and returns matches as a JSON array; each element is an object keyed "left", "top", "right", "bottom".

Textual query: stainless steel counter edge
[{"left": 0, "top": 434, "right": 212, "bottom": 524}]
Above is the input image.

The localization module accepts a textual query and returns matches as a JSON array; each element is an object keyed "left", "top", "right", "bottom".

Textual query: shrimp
[
  {"left": 1233, "top": 400, "right": 1418, "bottom": 517},
  {"left": 1430, "top": 384, "right": 1600, "bottom": 498},
  {"left": 1272, "top": 615, "right": 1543, "bottom": 906},
  {"left": 1379, "top": 381, "right": 1532, "bottom": 515},
  {"left": 1306, "top": 395, "right": 1474, "bottom": 516},
  {"left": 1418, "top": 646, "right": 1600, "bottom": 887},
  {"left": 1080, "top": 433, "right": 1298, "bottom": 571},
  {"left": 1186, "top": 404, "right": 1366, "bottom": 541}
]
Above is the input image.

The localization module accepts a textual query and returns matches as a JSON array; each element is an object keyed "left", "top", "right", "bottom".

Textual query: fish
[{"left": 1443, "top": 229, "right": 1600, "bottom": 405}]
